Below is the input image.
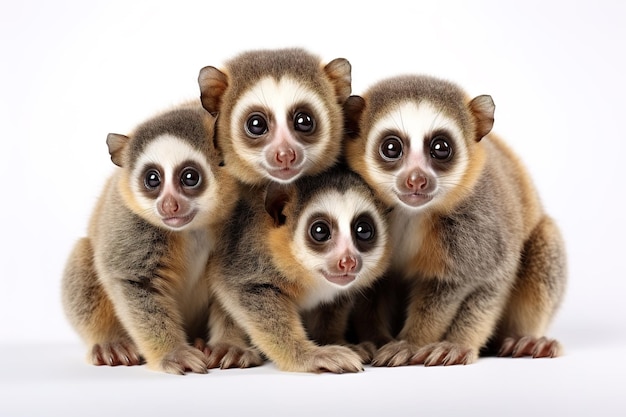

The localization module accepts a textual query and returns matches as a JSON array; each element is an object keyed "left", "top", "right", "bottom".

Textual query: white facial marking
[
  {"left": 293, "top": 189, "right": 387, "bottom": 310},
  {"left": 365, "top": 100, "right": 469, "bottom": 212},
  {"left": 230, "top": 76, "right": 333, "bottom": 183},
  {"left": 131, "top": 134, "right": 217, "bottom": 230}
]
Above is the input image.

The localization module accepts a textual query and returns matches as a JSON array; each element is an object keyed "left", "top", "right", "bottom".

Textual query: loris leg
[
  {"left": 203, "top": 299, "right": 264, "bottom": 369},
  {"left": 61, "top": 238, "right": 141, "bottom": 366},
  {"left": 373, "top": 279, "right": 466, "bottom": 366},
  {"left": 220, "top": 282, "right": 364, "bottom": 373},
  {"left": 102, "top": 234, "right": 210, "bottom": 375},
  {"left": 374, "top": 279, "right": 508, "bottom": 367},
  {"left": 495, "top": 216, "right": 567, "bottom": 358}
]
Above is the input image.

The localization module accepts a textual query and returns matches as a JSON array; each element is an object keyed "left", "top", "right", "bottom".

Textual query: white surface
[
  {"left": 1, "top": 343, "right": 625, "bottom": 416},
  {"left": 1, "top": 0, "right": 625, "bottom": 416}
]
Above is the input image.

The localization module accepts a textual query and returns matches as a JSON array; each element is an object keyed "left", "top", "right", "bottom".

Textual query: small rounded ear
[
  {"left": 323, "top": 58, "right": 352, "bottom": 104},
  {"left": 468, "top": 95, "right": 495, "bottom": 141},
  {"left": 106, "top": 133, "right": 129, "bottom": 167},
  {"left": 264, "top": 182, "right": 293, "bottom": 227},
  {"left": 343, "top": 95, "right": 366, "bottom": 139},
  {"left": 198, "top": 66, "right": 229, "bottom": 115}
]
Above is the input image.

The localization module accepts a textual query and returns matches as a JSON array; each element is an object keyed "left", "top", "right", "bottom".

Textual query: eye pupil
[
  {"left": 430, "top": 136, "right": 452, "bottom": 160},
  {"left": 355, "top": 221, "right": 374, "bottom": 241},
  {"left": 380, "top": 136, "right": 403, "bottom": 160},
  {"left": 294, "top": 111, "right": 314, "bottom": 133},
  {"left": 181, "top": 168, "right": 200, "bottom": 188},
  {"left": 246, "top": 114, "right": 268, "bottom": 137},
  {"left": 310, "top": 221, "right": 331, "bottom": 242},
  {"left": 144, "top": 170, "right": 161, "bottom": 190}
]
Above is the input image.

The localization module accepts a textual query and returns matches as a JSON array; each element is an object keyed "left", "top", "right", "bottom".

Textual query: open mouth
[
  {"left": 397, "top": 192, "right": 434, "bottom": 208},
  {"left": 321, "top": 272, "right": 357, "bottom": 287},
  {"left": 162, "top": 211, "right": 196, "bottom": 229}
]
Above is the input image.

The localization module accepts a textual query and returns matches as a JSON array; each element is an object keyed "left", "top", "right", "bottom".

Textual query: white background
[{"left": 1, "top": 0, "right": 625, "bottom": 416}]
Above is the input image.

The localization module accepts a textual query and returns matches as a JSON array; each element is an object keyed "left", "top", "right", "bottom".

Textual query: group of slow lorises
[{"left": 62, "top": 48, "right": 567, "bottom": 375}]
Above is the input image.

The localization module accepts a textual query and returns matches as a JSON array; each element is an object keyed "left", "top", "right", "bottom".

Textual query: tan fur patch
[
  {"left": 409, "top": 216, "right": 448, "bottom": 279},
  {"left": 266, "top": 225, "right": 309, "bottom": 301}
]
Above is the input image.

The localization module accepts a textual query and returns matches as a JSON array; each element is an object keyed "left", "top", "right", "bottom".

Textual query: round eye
[
  {"left": 355, "top": 220, "right": 375, "bottom": 241},
  {"left": 310, "top": 221, "right": 331, "bottom": 242},
  {"left": 430, "top": 136, "right": 452, "bottom": 160},
  {"left": 294, "top": 111, "right": 315, "bottom": 133},
  {"left": 180, "top": 168, "right": 201, "bottom": 188},
  {"left": 144, "top": 169, "right": 161, "bottom": 190},
  {"left": 245, "top": 113, "right": 268, "bottom": 137},
  {"left": 379, "top": 136, "right": 403, "bottom": 161}
]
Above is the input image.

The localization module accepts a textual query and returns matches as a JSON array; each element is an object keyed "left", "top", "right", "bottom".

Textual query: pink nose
[
  {"left": 338, "top": 255, "right": 358, "bottom": 273},
  {"left": 275, "top": 147, "right": 296, "bottom": 167},
  {"left": 159, "top": 194, "right": 179, "bottom": 216},
  {"left": 406, "top": 171, "right": 428, "bottom": 191}
]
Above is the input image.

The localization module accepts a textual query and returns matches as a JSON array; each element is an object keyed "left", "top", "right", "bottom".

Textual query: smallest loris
[
  {"left": 62, "top": 104, "right": 239, "bottom": 374},
  {"left": 207, "top": 166, "right": 390, "bottom": 373}
]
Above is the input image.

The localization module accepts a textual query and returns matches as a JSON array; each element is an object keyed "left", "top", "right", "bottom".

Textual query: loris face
[
  {"left": 199, "top": 48, "right": 351, "bottom": 186},
  {"left": 127, "top": 134, "right": 220, "bottom": 231},
  {"left": 228, "top": 76, "right": 341, "bottom": 184},
  {"left": 290, "top": 185, "right": 389, "bottom": 309},
  {"left": 353, "top": 100, "right": 471, "bottom": 213}
]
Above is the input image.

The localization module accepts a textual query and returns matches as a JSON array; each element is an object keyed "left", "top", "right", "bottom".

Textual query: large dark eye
[
  {"left": 144, "top": 169, "right": 161, "bottom": 190},
  {"left": 354, "top": 219, "right": 375, "bottom": 241},
  {"left": 245, "top": 113, "right": 268, "bottom": 137},
  {"left": 294, "top": 111, "right": 315, "bottom": 133},
  {"left": 180, "top": 167, "right": 201, "bottom": 188},
  {"left": 380, "top": 136, "right": 403, "bottom": 161},
  {"left": 310, "top": 221, "right": 331, "bottom": 242},
  {"left": 430, "top": 136, "right": 452, "bottom": 160}
]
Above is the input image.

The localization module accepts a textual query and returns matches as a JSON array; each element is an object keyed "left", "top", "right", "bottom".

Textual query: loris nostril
[
  {"left": 160, "top": 195, "right": 180, "bottom": 216},
  {"left": 407, "top": 173, "right": 428, "bottom": 191},
  {"left": 276, "top": 148, "right": 296, "bottom": 165},
  {"left": 338, "top": 255, "right": 358, "bottom": 272}
]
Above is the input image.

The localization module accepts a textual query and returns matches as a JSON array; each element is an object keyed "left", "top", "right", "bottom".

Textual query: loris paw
[
  {"left": 203, "top": 342, "right": 265, "bottom": 369},
  {"left": 410, "top": 342, "right": 477, "bottom": 366},
  {"left": 372, "top": 340, "right": 418, "bottom": 367},
  {"left": 373, "top": 340, "right": 477, "bottom": 366},
  {"left": 154, "top": 344, "right": 209, "bottom": 375},
  {"left": 90, "top": 341, "right": 142, "bottom": 366},
  {"left": 497, "top": 336, "right": 562, "bottom": 358},
  {"left": 298, "top": 345, "right": 364, "bottom": 374}
]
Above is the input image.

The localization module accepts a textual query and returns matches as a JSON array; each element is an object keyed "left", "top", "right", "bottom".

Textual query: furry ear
[
  {"left": 343, "top": 95, "right": 366, "bottom": 139},
  {"left": 468, "top": 95, "right": 495, "bottom": 141},
  {"left": 323, "top": 58, "right": 352, "bottom": 104},
  {"left": 105, "top": 133, "right": 129, "bottom": 167},
  {"left": 198, "top": 66, "right": 229, "bottom": 115},
  {"left": 265, "top": 183, "right": 294, "bottom": 227}
]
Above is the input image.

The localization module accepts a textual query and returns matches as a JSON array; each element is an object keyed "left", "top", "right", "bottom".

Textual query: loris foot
[
  {"left": 410, "top": 342, "right": 477, "bottom": 366},
  {"left": 497, "top": 336, "right": 562, "bottom": 358},
  {"left": 373, "top": 340, "right": 476, "bottom": 366},
  {"left": 90, "top": 341, "right": 142, "bottom": 366},
  {"left": 372, "top": 340, "right": 418, "bottom": 367},
  {"left": 202, "top": 341, "right": 264, "bottom": 369},
  {"left": 153, "top": 344, "right": 209, "bottom": 375},
  {"left": 296, "top": 345, "right": 364, "bottom": 374}
]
